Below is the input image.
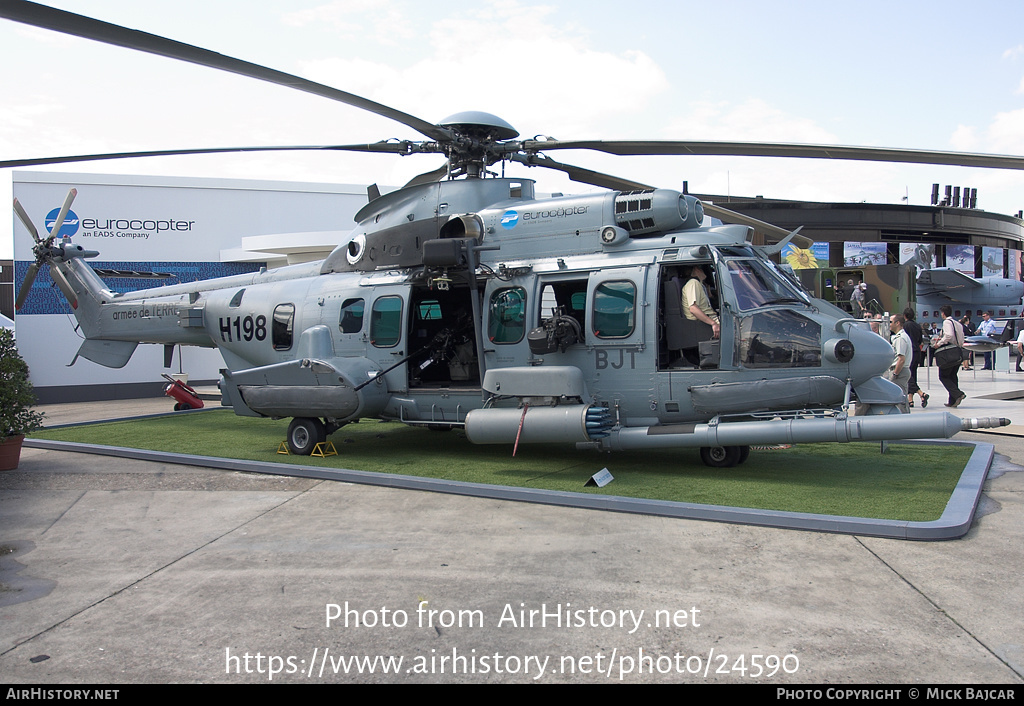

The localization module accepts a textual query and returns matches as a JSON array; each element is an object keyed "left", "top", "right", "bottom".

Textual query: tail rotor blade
[
  {"left": 13, "top": 198, "right": 40, "bottom": 242},
  {"left": 15, "top": 262, "right": 40, "bottom": 310},
  {"left": 45, "top": 188, "right": 78, "bottom": 245},
  {"left": 49, "top": 266, "right": 79, "bottom": 310}
]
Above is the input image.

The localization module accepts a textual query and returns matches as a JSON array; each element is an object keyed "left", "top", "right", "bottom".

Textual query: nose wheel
[{"left": 699, "top": 445, "right": 750, "bottom": 468}]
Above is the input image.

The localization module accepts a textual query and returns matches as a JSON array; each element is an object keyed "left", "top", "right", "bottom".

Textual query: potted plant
[{"left": 0, "top": 328, "right": 45, "bottom": 470}]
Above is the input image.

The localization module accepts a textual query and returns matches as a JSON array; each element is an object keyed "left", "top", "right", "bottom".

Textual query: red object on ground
[{"left": 162, "top": 374, "right": 205, "bottom": 411}]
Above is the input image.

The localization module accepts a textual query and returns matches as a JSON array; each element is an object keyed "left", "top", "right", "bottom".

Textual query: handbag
[
  {"left": 934, "top": 345, "right": 963, "bottom": 368},
  {"left": 934, "top": 318, "right": 965, "bottom": 368}
]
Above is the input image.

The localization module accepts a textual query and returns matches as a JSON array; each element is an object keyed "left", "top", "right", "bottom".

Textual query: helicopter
[{"left": 2, "top": 1, "right": 1018, "bottom": 466}]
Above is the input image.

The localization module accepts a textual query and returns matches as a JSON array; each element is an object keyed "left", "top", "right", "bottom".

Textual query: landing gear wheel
[
  {"left": 737, "top": 445, "right": 751, "bottom": 464},
  {"left": 700, "top": 445, "right": 742, "bottom": 468},
  {"left": 173, "top": 402, "right": 192, "bottom": 411},
  {"left": 287, "top": 417, "right": 326, "bottom": 455}
]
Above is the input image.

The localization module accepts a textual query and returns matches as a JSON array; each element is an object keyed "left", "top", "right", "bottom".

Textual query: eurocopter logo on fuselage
[
  {"left": 502, "top": 205, "right": 589, "bottom": 230},
  {"left": 45, "top": 208, "right": 80, "bottom": 238}
]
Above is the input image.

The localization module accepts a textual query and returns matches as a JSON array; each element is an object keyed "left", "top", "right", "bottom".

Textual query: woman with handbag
[{"left": 932, "top": 305, "right": 966, "bottom": 408}]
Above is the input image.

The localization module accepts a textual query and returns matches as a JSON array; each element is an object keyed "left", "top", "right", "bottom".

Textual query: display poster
[
  {"left": 843, "top": 242, "right": 887, "bottom": 266},
  {"left": 946, "top": 245, "right": 975, "bottom": 275},
  {"left": 782, "top": 242, "right": 829, "bottom": 269},
  {"left": 899, "top": 243, "right": 937, "bottom": 270},
  {"left": 981, "top": 247, "right": 1004, "bottom": 277}
]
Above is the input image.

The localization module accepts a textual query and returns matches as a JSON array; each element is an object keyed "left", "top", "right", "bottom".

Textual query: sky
[{"left": 3, "top": 0, "right": 1024, "bottom": 259}]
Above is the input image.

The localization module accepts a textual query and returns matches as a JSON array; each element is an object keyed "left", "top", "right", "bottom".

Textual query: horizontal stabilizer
[
  {"left": 917, "top": 267, "right": 981, "bottom": 291},
  {"left": 72, "top": 339, "right": 139, "bottom": 369}
]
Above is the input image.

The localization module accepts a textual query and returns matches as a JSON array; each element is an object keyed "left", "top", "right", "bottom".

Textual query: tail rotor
[{"left": 14, "top": 188, "right": 80, "bottom": 310}]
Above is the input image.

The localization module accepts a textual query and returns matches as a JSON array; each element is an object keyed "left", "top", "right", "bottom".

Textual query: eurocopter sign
[
  {"left": 12, "top": 171, "right": 369, "bottom": 401},
  {"left": 74, "top": 214, "right": 195, "bottom": 241}
]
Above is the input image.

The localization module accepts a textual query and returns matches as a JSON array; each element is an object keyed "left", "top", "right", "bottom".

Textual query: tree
[{"left": 0, "top": 328, "right": 45, "bottom": 439}]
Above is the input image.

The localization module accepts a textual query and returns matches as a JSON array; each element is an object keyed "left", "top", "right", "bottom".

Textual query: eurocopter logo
[
  {"left": 501, "top": 210, "right": 519, "bottom": 229},
  {"left": 45, "top": 208, "right": 80, "bottom": 238}
]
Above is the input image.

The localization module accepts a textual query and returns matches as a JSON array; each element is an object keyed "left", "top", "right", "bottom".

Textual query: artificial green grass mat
[{"left": 35, "top": 410, "right": 973, "bottom": 522}]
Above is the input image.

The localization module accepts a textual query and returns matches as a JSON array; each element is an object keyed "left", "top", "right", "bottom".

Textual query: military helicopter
[{"left": 3, "top": 1, "right": 1018, "bottom": 466}]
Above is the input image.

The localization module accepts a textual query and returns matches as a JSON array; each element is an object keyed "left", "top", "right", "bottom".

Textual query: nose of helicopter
[{"left": 844, "top": 322, "right": 896, "bottom": 385}]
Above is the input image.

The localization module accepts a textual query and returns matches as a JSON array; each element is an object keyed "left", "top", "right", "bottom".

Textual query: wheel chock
[
  {"left": 312, "top": 441, "right": 338, "bottom": 457},
  {"left": 277, "top": 441, "right": 290, "bottom": 455}
]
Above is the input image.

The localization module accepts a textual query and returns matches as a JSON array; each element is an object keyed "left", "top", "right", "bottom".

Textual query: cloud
[
  {"left": 1002, "top": 45, "right": 1024, "bottom": 60},
  {"left": 664, "top": 99, "right": 839, "bottom": 143},
  {"left": 14, "top": 25, "right": 78, "bottom": 47},
  {"left": 281, "top": 0, "right": 418, "bottom": 46},
  {"left": 949, "top": 124, "right": 979, "bottom": 151},
  {"left": 987, "top": 108, "right": 1024, "bottom": 153},
  {"left": 294, "top": 1, "right": 669, "bottom": 138}
]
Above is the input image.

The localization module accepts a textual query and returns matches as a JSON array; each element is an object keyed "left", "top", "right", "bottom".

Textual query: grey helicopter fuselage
[{"left": 47, "top": 177, "right": 1006, "bottom": 461}]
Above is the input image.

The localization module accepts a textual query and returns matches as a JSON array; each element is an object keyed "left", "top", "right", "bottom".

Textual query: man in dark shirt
[
  {"left": 960, "top": 314, "right": 976, "bottom": 370},
  {"left": 903, "top": 307, "right": 929, "bottom": 408}
]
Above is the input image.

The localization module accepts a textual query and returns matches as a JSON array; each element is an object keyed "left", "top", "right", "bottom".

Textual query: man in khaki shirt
[{"left": 681, "top": 265, "right": 720, "bottom": 339}]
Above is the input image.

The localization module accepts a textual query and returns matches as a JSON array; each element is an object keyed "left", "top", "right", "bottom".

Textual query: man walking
[
  {"left": 902, "top": 307, "right": 929, "bottom": 408},
  {"left": 933, "top": 305, "right": 967, "bottom": 407},
  {"left": 887, "top": 314, "right": 912, "bottom": 413}
]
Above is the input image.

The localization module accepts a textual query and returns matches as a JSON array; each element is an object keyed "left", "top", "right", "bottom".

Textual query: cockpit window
[
  {"left": 736, "top": 310, "right": 821, "bottom": 368},
  {"left": 726, "top": 259, "right": 810, "bottom": 311}
]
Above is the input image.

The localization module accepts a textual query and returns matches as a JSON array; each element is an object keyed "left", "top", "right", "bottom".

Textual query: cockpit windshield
[{"left": 724, "top": 258, "right": 811, "bottom": 311}]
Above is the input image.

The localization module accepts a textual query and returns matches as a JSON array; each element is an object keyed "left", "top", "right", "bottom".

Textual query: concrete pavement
[{"left": 1, "top": 370, "right": 1022, "bottom": 684}]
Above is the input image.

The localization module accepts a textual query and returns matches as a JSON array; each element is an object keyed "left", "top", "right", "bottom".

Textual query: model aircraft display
[
  {"left": 916, "top": 267, "right": 1024, "bottom": 321},
  {"left": 2, "top": 1, "right": 1018, "bottom": 465}
]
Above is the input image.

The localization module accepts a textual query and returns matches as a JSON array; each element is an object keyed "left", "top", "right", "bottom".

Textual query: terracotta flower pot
[{"left": 0, "top": 435, "right": 25, "bottom": 471}]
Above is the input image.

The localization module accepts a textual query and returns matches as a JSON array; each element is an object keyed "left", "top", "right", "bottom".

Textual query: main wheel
[
  {"left": 287, "top": 417, "right": 326, "bottom": 455},
  {"left": 700, "top": 445, "right": 742, "bottom": 468},
  {"left": 737, "top": 445, "right": 751, "bottom": 464}
]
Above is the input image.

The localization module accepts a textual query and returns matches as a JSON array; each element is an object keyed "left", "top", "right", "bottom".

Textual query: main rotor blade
[
  {"left": 524, "top": 140, "right": 1024, "bottom": 171},
  {"left": 0, "top": 141, "right": 429, "bottom": 169},
  {"left": 0, "top": 0, "right": 450, "bottom": 142},
  {"left": 511, "top": 153, "right": 652, "bottom": 192},
  {"left": 15, "top": 262, "right": 39, "bottom": 310},
  {"left": 701, "top": 202, "right": 812, "bottom": 247},
  {"left": 403, "top": 161, "right": 450, "bottom": 188}
]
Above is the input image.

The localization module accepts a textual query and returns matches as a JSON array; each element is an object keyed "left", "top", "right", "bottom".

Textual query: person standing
[
  {"left": 902, "top": 307, "right": 929, "bottom": 408},
  {"left": 1015, "top": 325, "right": 1024, "bottom": 372},
  {"left": 960, "top": 314, "right": 976, "bottom": 370},
  {"left": 887, "top": 314, "right": 912, "bottom": 413},
  {"left": 976, "top": 311, "right": 996, "bottom": 370},
  {"left": 933, "top": 305, "right": 966, "bottom": 407},
  {"left": 850, "top": 282, "right": 866, "bottom": 317}
]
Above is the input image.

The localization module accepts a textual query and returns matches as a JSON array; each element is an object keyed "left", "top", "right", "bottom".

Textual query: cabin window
[
  {"left": 272, "top": 303, "right": 295, "bottom": 351},
  {"left": 540, "top": 281, "right": 588, "bottom": 331},
  {"left": 592, "top": 280, "right": 636, "bottom": 339},
  {"left": 488, "top": 287, "right": 527, "bottom": 344},
  {"left": 229, "top": 289, "right": 245, "bottom": 308},
  {"left": 339, "top": 298, "right": 364, "bottom": 334},
  {"left": 417, "top": 300, "right": 443, "bottom": 321},
  {"left": 371, "top": 296, "right": 403, "bottom": 347},
  {"left": 736, "top": 310, "right": 821, "bottom": 368}
]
